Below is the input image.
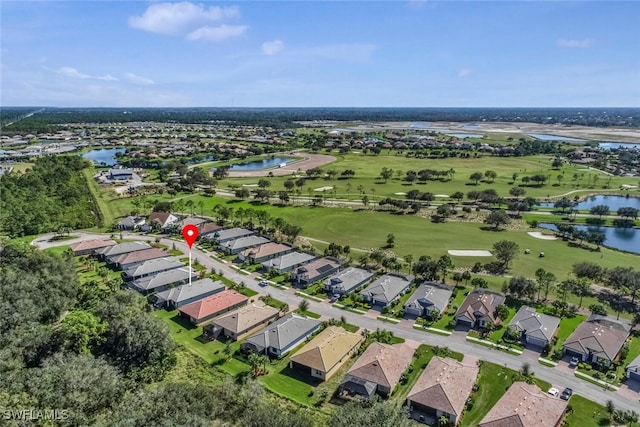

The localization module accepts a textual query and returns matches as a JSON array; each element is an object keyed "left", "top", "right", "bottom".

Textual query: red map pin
[{"left": 182, "top": 224, "right": 199, "bottom": 249}]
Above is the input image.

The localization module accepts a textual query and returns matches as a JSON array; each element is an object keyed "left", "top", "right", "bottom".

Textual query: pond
[
  {"left": 527, "top": 134, "right": 587, "bottom": 142},
  {"left": 598, "top": 142, "right": 640, "bottom": 150},
  {"left": 226, "top": 157, "right": 294, "bottom": 171},
  {"left": 539, "top": 195, "right": 640, "bottom": 211},
  {"left": 82, "top": 148, "right": 125, "bottom": 166},
  {"left": 538, "top": 222, "right": 640, "bottom": 255},
  {"left": 444, "top": 133, "right": 484, "bottom": 139}
]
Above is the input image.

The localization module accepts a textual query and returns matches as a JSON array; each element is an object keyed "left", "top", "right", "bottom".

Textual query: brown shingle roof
[
  {"left": 407, "top": 357, "right": 479, "bottom": 417},
  {"left": 479, "top": 382, "right": 567, "bottom": 427},
  {"left": 212, "top": 302, "right": 279, "bottom": 334},
  {"left": 346, "top": 342, "right": 413, "bottom": 389},
  {"left": 563, "top": 317, "right": 630, "bottom": 362},
  {"left": 113, "top": 248, "right": 168, "bottom": 265},
  {"left": 455, "top": 289, "right": 506, "bottom": 324},
  {"left": 70, "top": 239, "right": 116, "bottom": 252},
  {"left": 200, "top": 222, "right": 224, "bottom": 235},
  {"left": 242, "top": 242, "right": 292, "bottom": 259},
  {"left": 290, "top": 326, "right": 363, "bottom": 373},
  {"left": 178, "top": 290, "right": 248, "bottom": 321}
]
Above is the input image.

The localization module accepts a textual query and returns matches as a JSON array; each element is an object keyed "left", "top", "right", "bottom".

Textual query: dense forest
[
  {"left": 0, "top": 156, "right": 97, "bottom": 237},
  {"left": 0, "top": 241, "right": 410, "bottom": 426},
  {"left": 2, "top": 107, "right": 639, "bottom": 132}
]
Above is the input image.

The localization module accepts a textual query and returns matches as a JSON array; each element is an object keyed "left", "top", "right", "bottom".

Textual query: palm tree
[
  {"left": 298, "top": 298, "right": 309, "bottom": 313},
  {"left": 438, "top": 415, "right": 450, "bottom": 427},
  {"left": 197, "top": 200, "right": 205, "bottom": 216},
  {"left": 606, "top": 400, "right": 615, "bottom": 420}
]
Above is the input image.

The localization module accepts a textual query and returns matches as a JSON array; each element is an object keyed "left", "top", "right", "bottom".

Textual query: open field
[{"left": 218, "top": 153, "right": 639, "bottom": 199}]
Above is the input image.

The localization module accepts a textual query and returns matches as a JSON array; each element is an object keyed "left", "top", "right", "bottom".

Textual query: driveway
[{"left": 30, "top": 231, "right": 640, "bottom": 412}]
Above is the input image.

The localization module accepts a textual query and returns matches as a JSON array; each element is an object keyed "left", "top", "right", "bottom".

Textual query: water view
[
  {"left": 598, "top": 142, "right": 640, "bottom": 150},
  {"left": 527, "top": 134, "right": 587, "bottom": 142},
  {"left": 82, "top": 148, "right": 125, "bottom": 166},
  {"left": 538, "top": 222, "right": 640, "bottom": 255},
  {"left": 445, "top": 133, "right": 484, "bottom": 139},
  {"left": 227, "top": 157, "right": 294, "bottom": 171},
  {"left": 539, "top": 195, "right": 640, "bottom": 211}
]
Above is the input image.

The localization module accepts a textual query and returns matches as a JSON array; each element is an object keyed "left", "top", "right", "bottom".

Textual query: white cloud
[
  {"left": 186, "top": 24, "right": 247, "bottom": 42},
  {"left": 557, "top": 38, "right": 595, "bottom": 48},
  {"left": 407, "top": 0, "right": 427, "bottom": 9},
  {"left": 458, "top": 68, "right": 473, "bottom": 78},
  {"left": 124, "top": 72, "right": 154, "bottom": 85},
  {"left": 57, "top": 66, "right": 90, "bottom": 79},
  {"left": 128, "top": 2, "right": 241, "bottom": 36},
  {"left": 262, "top": 40, "right": 284, "bottom": 55},
  {"left": 98, "top": 74, "right": 118, "bottom": 81}
]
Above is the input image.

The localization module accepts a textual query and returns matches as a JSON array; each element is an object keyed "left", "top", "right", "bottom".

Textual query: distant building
[
  {"left": 108, "top": 168, "right": 133, "bottom": 180},
  {"left": 116, "top": 216, "right": 146, "bottom": 231},
  {"left": 69, "top": 239, "right": 116, "bottom": 256}
]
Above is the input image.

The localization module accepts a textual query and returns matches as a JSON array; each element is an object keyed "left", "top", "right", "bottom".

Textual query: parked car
[
  {"left": 569, "top": 356, "right": 580, "bottom": 367},
  {"left": 547, "top": 387, "right": 559, "bottom": 398},
  {"left": 259, "top": 280, "right": 268, "bottom": 287},
  {"left": 560, "top": 388, "right": 573, "bottom": 400}
]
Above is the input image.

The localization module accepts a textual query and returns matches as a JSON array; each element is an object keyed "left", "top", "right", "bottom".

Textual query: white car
[{"left": 547, "top": 387, "right": 560, "bottom": 398}]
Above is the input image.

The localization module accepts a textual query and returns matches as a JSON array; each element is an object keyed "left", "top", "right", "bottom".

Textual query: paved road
[{"left": 33, "top": 232, "right": 639, "bottom": 412}]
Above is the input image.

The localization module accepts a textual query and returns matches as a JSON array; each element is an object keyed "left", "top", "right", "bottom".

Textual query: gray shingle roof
[
  {"left": 123, "top": 257, "right": 183, "bottom": 279},
  {"left": 324, "top": 267, "right": 375, "bottom": 294},
  {"left": 131, "top": 267, "right": 196, "bottom": 291},
  {"left": 244, "top": 312, "right": 321, "bottom": 353},
  {"left": 96, "top": 241, "right": 151, "bottom": 257},
  {"left": 404, "top": 283, "right": 454, "bottom": 313},
  {"left": 261, "top": 252, "right": 316, "bottom": 272},
  {"left": 220, "top": 235, "right": 270, "bottom": 252},
  {"left": 154, "top": 278, "right": 225, "bottom": 305},
  {"left": 360, "top": 273, "right": 414, "bottom": 304},
  {"left": 509, "top": 306, "right": 560, "bottom": 342},
  {"left": 208, "top": 227, "right": 255, "bottom": 242}
]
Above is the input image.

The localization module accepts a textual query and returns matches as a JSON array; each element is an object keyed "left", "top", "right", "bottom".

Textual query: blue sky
[{"left": 1, "top": 1, "right": 639, "bottom": 107}]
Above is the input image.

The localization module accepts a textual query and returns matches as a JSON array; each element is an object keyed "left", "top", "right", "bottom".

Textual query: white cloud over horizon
[
  {"left": 124, "top": 72, "right": 154, "bottom": 85},
  {"left": 128, "top": 2, "right": 246, "bottom": 43},
  {"left": 57, "top": 66, "right": 90, "bottom": 79},
  {"left": 262, "top": 40, "right": 284, "bottom": 55},
  {"left": 557, "top": 38, "right": 595, "bottom": 48}
]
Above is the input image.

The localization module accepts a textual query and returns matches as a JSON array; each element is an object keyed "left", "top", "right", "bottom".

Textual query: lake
[
  {"left": 539, "top": 195, "right": 640, "bottom": 211},
  {"left": 527, "top": 134, "right": 587, "bottom": 142},
  {"left": 445, "top": 133, "right": 483, "bottom": 139},
  {"left": 227, "top": 157, "right": 293, "bottom": 171},
  {"left": 82, "top": 148, "right": 125, "bottom": 166},
  {"left": 598, "top": 142, "right": 640, "bottom": 150},
  {"left": 538, "top": 222, "right": 640, "bottom": 255}
]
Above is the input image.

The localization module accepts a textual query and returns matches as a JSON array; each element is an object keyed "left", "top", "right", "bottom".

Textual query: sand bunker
[
  {"left": 314, "top": 186, "right": 334, "bottom": 191},
  {"left": 242, "top": 184, "right": 258, "bottom": 187},
  {"left": 394, "top": 192, "right": 407, "bottom": 196},
  {"left": 527, "top": 232, "right": 557, "bottom": 240},
  {"left": 448, "top": 250, "right": 493, "bottom": 256},
  {"left": 435, "top": 194, "right": 450, "bottom": 198}
]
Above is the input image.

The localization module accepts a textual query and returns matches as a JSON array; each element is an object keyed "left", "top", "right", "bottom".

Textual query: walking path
[{"left": 32, "top": 232, "right": 640, "bottom": 412}]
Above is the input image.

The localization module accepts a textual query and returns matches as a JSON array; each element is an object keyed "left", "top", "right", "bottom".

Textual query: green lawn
[
  {"left": 564, "top": 395, "right": 610, "bottom": 427},
  {"left": 549, "top": 314, "right": 588, "bottom": 358},
  {"left": 431, "top": 288, "right": 469, "bottom": 329},
  {"left": 294, "top": 309, "right": 321, "bottom": 319}
]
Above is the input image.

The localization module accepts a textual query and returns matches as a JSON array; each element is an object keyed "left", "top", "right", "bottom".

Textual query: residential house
[
  {"left": 108, "top": 247, "right": 168, "bottom": 270},
  {"left": 116, "top": 216, "right": 146, "bottom": 231},
  {"left": 261, "top": 252, "right": 316, "bottom": 274},
  {"left": 626, "top": 355, "right": 640, "bottom": 381},
  {"left": 324, "top": 267, "right": 375, "bottom": 295},
  {"left": 289, "top": 326, "right": 364, "bottom": 381},
  {"left": 220, "top": 235, "right": 270, "bottom": 254},
  {"left": 292, "top": 257, "right": 341, "bottom": 287},
  {"left": 178, "top": 290, "right": 249, "bottom": 326},
  {"left": 562, "top": 315, "right": 631, "bottom": 367},
  {"left": 340, "top": 342, "right": 413, "bottom": 398},
  {"left": 204, "top": 302, "right": 280, "bottom": 341},
  {"left": 129, "top": 267, "right": 196, "bottom": 295},
  {"left": 454, "top": 289, "right": 506, "bottom": 329},
  {"left": 479, "top": 382, "right": 568, "bottom": 427},
  {"left": 407, "top": 357, "right": 479, "bottom": 426},
  {"left": 147, "top": 211, "right": 179, "bottom": 231},
  {"left": 152, "top": 278, "right": 225, "bottom": 308},
  {"left": 239, "top": 242, "right": 296, "bottom": 264},
  {"left": 404, "top": 283, "right": 454, "bottom": 318},
  {"left": 359, "top": 273, "right": 414, "bottom": 307},
  {"left": 205, "top": 227, "right": 256, "bottom": 244},
  {"left": 242, "top": 313, "right": 322, "bottom": 356},
  {"left": 70, "top": 239, "right": 116, "bottom": 256},
  {"left": 508, "top": 306, "right": 560, "bottom": 348},
  {"left": 178, "top": 216, "right": 209, "bottom": 230},
  {"left": 109, "top": 168, "right": 133, "bottom": 180},
  {"left": 199, "top": 222, "right": 225, "bottom": 239},
  {"left": 95, "top": 241, "right": 151, "bottom": 260},
  {"left": 122, "top": 257, "right": 183, "bottom": 282}
]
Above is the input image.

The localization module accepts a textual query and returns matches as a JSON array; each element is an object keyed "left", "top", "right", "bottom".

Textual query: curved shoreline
[{"left": 226, "top": 153, "right": 336, "bottom": 177}]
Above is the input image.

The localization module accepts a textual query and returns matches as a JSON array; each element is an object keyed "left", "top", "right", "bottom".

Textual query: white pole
[{"left": 189, "top": 250, "right": 192, "bottom": 286}]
